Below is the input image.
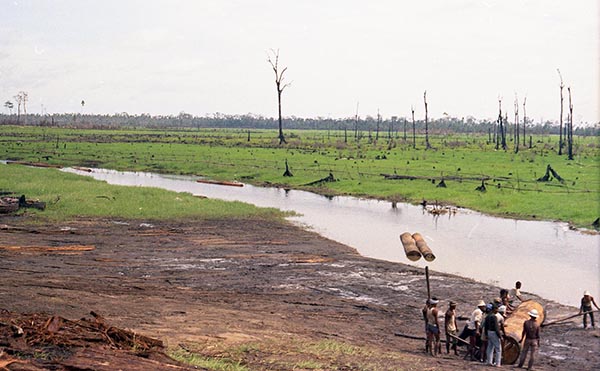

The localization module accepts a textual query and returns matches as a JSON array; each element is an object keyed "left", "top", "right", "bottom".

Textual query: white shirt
[{"left": 467, "top": 308, "right": 483, "bottom": 330}]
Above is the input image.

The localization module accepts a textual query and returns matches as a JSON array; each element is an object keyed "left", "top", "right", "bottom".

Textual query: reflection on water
[{"left": 62, "top": 168, "right": 599, "bottom": 307}]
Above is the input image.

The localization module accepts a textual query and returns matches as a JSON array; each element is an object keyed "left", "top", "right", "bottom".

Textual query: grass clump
[{"left": 168, "top": 348, "right": 249, "bottom": 371}]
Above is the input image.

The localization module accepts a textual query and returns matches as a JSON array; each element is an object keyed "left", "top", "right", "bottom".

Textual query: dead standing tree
[
  {"left": 567, "top": 87, "right": 574, "bottom": 160},
  {"left": 514, "top": 93, "right": 520, "bottom": 153},
  {"left": 411, "top": 105, "right": 416, "bottom": 149},
  {"left": 557, "top": 69, "right": 564, "bottom": 155},
  {"left": 496, "top": 98, "right": 507, "bottom": 151},
  {"left": 522, "top": 96, "right": 528, "bottom": 147},
  {"left": 267, "top": 49, "right": 291, "bottom": 145},
  {"left": 424, "top": 91, "right": 431, "bottom": 149}
]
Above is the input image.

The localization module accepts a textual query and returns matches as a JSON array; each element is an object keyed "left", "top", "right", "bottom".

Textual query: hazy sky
[{"left": 1, "top": 0, "right": 598, "bottom": 124}]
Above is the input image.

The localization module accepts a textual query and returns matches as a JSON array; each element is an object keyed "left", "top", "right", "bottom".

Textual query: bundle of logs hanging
[{"left": 399, "top": 232, "right": 436, "bottom": 261}]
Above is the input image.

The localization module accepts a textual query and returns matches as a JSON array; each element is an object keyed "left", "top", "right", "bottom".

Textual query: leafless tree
[
  {"left": 567, "top": 87, "right": 574, "bottom": 160},
  {"left": 514, "top": 94, "right": 519, "bottom": 153},
  {"left": 267, "top": 49, "right": 291, "bottom": 145},
  {"left": 375, "top": 109, "right": 380, "bottom": 141},
  {"left": 557, "top": 69, "right": 564, "bottom": 155},
  {"left": 13, "top": 93, "right": 23, "bottom": 124},
  {"left": 424, "top": 91, "right": 431, "bottom": 149},
  {"left": 411, "top": 105, "right": 416, "bottom": 149},
  {"left": 354, "top": 102, "right": 359, "bottom": 141},
  {"left": 522, "top": 96, "right": 527, "bottom": 147},
  {"left": 496, "top": 98, "right": 507, "bottom": 150}
]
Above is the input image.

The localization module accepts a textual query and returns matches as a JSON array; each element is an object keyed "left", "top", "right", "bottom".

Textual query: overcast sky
[{"left": 1, "top": 0, "right": 598, "bottom": 124}]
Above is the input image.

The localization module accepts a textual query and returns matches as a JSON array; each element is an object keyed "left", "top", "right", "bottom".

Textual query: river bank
[{"left": 0, "top": 216, "right": 597, "bottom": 370}]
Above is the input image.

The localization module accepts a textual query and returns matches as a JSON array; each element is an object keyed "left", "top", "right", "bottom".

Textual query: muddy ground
[{"left": 0, "top": 216, "right": 598, "bottom": 370}]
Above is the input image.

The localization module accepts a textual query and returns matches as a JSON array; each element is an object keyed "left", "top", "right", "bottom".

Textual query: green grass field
[
  {"left": 1, "top": 125, "right": 598, "bottom": 227},
  {"left": 0, "top": 164, "right": 284, "bottom": 221}
]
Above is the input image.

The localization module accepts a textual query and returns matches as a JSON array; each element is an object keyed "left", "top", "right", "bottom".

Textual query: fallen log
[
  {"left": 303, "top": 172, "right": 337, "bottom": 186},
  {"left": 502, "top": 300, "right": 545, "bottom": 365},
  {"left": 6, "top": 161, "right": 62, "bottom": 169},
  {"left": 196, "top": 179, "right": 244, "bottom": 187},
  {"left": 399, "top": 232, "right": 421, "bottom": 261},
  {"left": 412, "top": 233, "right": 435, "bottom": 262}
]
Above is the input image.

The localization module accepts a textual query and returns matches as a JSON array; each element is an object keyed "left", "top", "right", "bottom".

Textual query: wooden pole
[
  {"left": 425, "top": 266, "right": 431, "bottom": 300},
  {"left": 542, "top": 310, "right": 600, "bottom": 327}
]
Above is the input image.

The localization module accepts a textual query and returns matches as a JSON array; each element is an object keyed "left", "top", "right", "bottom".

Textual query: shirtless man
[
  {"left": 444, "top": 301, "right": 458, "bottom": 355},
  {"left": 426, "top": 298, "right": 441, "bottom": 356}
]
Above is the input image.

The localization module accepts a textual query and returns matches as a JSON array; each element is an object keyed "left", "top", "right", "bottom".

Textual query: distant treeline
[{"left": 0, "top": 113, "right": 598, "bottom": 136}]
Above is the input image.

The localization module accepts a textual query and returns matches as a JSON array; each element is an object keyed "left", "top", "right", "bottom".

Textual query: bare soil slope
[{"left": 0, "top": 216, "right": 598, "bottom": 370}]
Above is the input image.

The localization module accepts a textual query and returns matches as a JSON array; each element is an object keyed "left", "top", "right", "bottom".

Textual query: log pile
[
  {"left": 0, "top": 309, "right": 196, "bottom": 370},
  {"left": 399, "top": 232, "right": 436, "bottom": 262}
]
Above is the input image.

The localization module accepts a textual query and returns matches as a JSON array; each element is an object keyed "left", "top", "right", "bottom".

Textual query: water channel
[{"left": 62, "top": 168, "right": 599, "bottom": 307}]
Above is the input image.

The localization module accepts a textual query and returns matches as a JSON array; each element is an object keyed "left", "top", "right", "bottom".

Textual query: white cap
[
  {"left": 528, "top": 309, "right": 539, "bottom": 318},
  {"left": 498, "top": 305, "right": 507, "bottom": 314},
  {"left": 584, "top": 290, "right": 591, "bottom": 296}
]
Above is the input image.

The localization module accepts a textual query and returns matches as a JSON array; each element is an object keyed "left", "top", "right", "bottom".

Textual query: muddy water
[{"left": 62, "top": 168, "right": 599, "bottom": 307}]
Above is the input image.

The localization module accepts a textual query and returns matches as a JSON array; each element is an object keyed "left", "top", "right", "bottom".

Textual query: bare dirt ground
[{"left": 0, "top": 215, "right": 598, "bottom": 370}]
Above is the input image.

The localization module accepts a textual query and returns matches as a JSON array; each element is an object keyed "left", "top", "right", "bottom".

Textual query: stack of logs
[{"left": 400, "top": 232, "right": 435, "bottom": 261}]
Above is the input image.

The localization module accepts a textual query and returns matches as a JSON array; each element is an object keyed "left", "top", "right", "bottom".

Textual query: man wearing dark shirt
[{"left": 518, "top": 309, "right": 540, "bottom": 370}]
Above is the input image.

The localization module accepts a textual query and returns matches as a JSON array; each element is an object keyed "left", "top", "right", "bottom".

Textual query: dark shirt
[
  {"left": 522, "top": 319, "right": 540, "bottom": 340},
  {"left": 484, "top": 312, "right": 499, "bottom": 333}
]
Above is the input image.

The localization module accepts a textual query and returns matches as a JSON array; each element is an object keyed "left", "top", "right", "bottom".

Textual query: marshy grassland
[{"left": 1, "top": 125, "right": 598, "bottom": 227}]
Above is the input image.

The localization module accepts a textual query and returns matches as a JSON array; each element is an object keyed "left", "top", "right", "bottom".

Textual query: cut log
[
  {"left": 6, "top": 161, "right": 62, "bottom": 168},
  {"left": 412, "top": 233, "right": 435, "bottom": 262},
  {"left": 196, "top": 179, "right": 244, "bottom": 187},
  {"left": 399, "top": 232, "right": 421, "bottom": 261},
  {"left": 502, "top": 300, "right": 545, "bottom": 365}
]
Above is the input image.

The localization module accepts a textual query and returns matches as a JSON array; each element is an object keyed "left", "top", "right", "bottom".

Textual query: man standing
[
  {"left": 485, "top": 305, "right": 503, "bottom": 367},
  {"left": 426, "top": 298, "right": 441, "bottom": 356},
  {"left": 465, "top": 300, "right": 486, "bottom": 361},
  {"left": 444, "top": 301, "right": 458, "bottom": 355},
  {"left": 518, "top": 309, "right": 541, "bottom": 370},
  {"left": 422, "top": 299, "right": 430, "bottom": 353},
  {"left": 579, "top": 290, "right": 600, "bottom": 329}
]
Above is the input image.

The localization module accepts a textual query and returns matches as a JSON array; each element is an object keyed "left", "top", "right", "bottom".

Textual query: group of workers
[{"left": 422, "top": 281, "right": 599, "bottom": 369}]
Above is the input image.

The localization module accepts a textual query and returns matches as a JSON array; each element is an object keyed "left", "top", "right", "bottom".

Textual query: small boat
[{"left": 196, "top": 179, "right": 244, "bottom": 187}]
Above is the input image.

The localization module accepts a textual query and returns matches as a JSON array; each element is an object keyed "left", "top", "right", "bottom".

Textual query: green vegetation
[
  {"left": 169, "top": 348, "right": 249, "bottom": 371},
  {"left": 0, "top": 164, "right": 283, "bottom": 221},
  {"left": 169, "top": 337, "right": 421, "bottom": 371},
  {"left": 1, "top": 125, "right": 598, "bottom": 227}
]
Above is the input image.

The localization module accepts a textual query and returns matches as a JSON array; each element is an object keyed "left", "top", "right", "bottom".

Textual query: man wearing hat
[
  {"left": 517, "top": 309, "right": 541, "bottom": 370},
  {"left": 426, "top": 297, "right": 441, "bottom": 356},
  {"left": 579, "top": 290, "right": 599, "bottom": 329},
  {"left": 444, "top": 301, "right": 458, "bottom": 355},
  {"left": 465, "top": 300, "right": 486, "bottom": 361}
]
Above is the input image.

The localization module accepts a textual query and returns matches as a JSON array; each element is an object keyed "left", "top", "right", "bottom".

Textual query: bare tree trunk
[
  {"left": 424, "top": 91, "right": 430, "bottom": 149},
  {"left": 354, "top": 102, "right": 359, "bottom": 141},
  {"left": 514, "top": 95, "right": 519, "bottom": 153},
  {"left": 267, "top": 49, "right": 290, "bottom": 145},
  {"left": 277, "top": 90, "right": 286, "bottom": 144},
  {"left": 403, "top": 117, "right": 407, "bottom": 141},
  {"left": 557, "top": 69, "right": 564, "bottom": 155},
  {"left": 375, "top": 109, "right": 380, "bottom": 141},
  {"left": 522, "top": 97, "right": 527, "bottom": 147},
  {"left": 411, "top": 106, "right": 416, "bottom": 149},
  {"left": 567, "top": 87, "right": 574, "bottom": 160}
]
